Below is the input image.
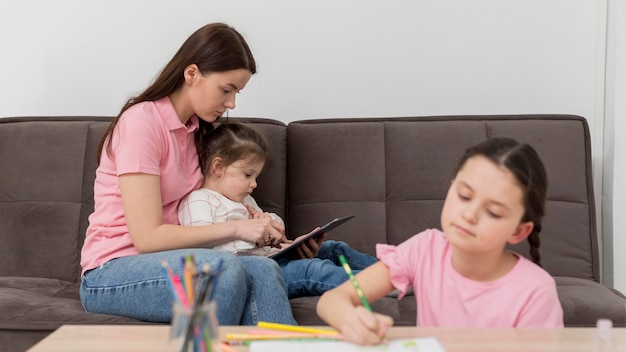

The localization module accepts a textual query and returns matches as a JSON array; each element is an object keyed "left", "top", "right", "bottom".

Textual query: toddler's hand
[
  {"left": 244, "top": 205, "right": 285, "bottom": 246},
  {"left": 291, "top": 231, "right": 326, "bottom": 259},
  {"left": 234, "top": 218, "right": 285, "bottom": 248},
  {"left": 245, "top": 204, "right": 271, "bottom": 220}
]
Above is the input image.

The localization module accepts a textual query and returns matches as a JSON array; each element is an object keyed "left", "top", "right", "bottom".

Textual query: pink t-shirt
[
  {"left": 80, "top": 97, "right": 203, "bottom": 274},
  {"left": 377, "top": 228, "right": 564, "bottom": 328}
]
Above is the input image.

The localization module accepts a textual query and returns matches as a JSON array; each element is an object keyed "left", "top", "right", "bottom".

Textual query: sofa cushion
[
  {"left": 290, "top": 295, "right": 416, "bottom": 327},
  {"left": 555, "top": 276, "right": 626, "bottom": 327},
  {"left": 0, "top": 277, "right": 143, "bottom": 331}
]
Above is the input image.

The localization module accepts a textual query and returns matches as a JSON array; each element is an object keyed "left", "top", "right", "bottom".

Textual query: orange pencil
[{"left": 183, "top": 257, "right": 195, "bottom": 304}]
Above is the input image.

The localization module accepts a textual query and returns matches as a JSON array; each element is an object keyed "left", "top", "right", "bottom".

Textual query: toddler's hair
[
  {"left": 195, "top": 121, "right": 269, "bottom": 177},
  {"left": 453, "top": 137, "right": 547, "bottom": 265}
]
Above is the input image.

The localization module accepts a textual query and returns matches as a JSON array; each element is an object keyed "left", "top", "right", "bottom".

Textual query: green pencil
[{"left": 338, "top": 254, "right": 373, "bottom": 312}]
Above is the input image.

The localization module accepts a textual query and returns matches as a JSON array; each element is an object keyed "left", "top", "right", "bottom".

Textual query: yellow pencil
[
  {"left": 225, "top": 333, "right": 340, "bottom": 341},
  {"left": 256, "top": 321, "right": 339, "bottom": 336}
]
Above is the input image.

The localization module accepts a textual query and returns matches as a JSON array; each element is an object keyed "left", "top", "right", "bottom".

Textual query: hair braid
[{"left": 527, "top": 225, "right": 542, "bottom": 266}]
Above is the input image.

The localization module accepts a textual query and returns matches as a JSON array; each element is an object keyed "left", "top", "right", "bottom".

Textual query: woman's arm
[
  {"left": 316, "top": 261, "right": 395, "bottom": 345},
  {"left": 120, "top": 173, "right": 284, "bottom": 253}
]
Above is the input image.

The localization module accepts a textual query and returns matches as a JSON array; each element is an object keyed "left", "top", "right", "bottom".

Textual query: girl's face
[
  {"left": 211, "top": 155, "right": 265, "bottom": 203},
  {"left": 440, "top": 155, "right": 533, "bottom": 257},
  {"left": 187, "top": 68, "right": 252, "bottom": 123}
]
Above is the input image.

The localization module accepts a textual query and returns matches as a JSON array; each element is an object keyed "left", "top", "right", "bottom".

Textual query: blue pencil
[
  {"left": 161, "top": 259, "right": 181, "bottom": 304},
  {"left": 207, "top": 258, "right": 224, "bottom": 302}
]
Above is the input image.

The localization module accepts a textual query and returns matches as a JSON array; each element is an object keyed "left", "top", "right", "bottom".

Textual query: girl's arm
[
  {"left": 316, "top": 261, "right": 396, "bottom": 345},
  {"left": 120, "top": 173, "right": 284, "bottom": 253}
]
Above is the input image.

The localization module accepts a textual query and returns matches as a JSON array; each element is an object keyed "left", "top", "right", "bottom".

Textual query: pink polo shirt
[
  {"left": 377, "top": 229, "right": 564, "bottom": 328},
  {"left": 80, "top": 97, "right": 203, "bottom": 274}
]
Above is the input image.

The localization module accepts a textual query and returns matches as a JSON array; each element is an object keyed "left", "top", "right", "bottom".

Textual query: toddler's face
[{"left": 216, "top": 155, "right": 265, "bottom": 203}]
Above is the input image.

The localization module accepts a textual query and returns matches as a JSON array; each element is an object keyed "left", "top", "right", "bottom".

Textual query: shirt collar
[{"left": 155, "top": 96, "right": 199, "bottom": 133}]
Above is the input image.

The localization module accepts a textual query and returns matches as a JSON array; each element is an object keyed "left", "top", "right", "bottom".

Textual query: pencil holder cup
[{"left": 170, "top": 300, "right": 220, "bottom": 352}]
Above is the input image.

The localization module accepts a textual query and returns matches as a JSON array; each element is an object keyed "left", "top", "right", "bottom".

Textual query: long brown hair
[{"left": 98, "top": 23, "right": 256, "bottom": 161}]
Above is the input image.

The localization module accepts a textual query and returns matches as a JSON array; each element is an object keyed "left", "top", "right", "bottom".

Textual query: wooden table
[{"left": 27, "top": 324, "right": 626, "bottom": 351}]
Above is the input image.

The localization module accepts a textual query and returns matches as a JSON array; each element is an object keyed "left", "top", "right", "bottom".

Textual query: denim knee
[
  {"left": 238, "top": 256, "right": 295, "bottom": 325},
  {"left": 80, "top": 249, "right": 251, "bottom": 324}
]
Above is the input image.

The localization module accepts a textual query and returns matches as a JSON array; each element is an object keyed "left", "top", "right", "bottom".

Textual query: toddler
[{"left": 178, "top": 121, "right": 377, "bottom": 298}]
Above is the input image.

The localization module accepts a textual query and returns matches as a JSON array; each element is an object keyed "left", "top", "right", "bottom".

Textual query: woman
[{"left": 80, "top": 23, "right": 312, "bottom": 325}]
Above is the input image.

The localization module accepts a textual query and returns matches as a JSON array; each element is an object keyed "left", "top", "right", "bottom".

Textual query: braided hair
[{"left": 452, "top": 137, "right": 547, "bottom": 265}]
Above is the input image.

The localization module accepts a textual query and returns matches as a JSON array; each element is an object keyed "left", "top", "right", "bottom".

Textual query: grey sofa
[{"left": 1, "top": 114, "right": 624, "bottom": 351}]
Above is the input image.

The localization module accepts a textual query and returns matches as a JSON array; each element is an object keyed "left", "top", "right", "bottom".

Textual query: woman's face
[{"left": 188, "top": 68, "right": 252, "bottom": 123}]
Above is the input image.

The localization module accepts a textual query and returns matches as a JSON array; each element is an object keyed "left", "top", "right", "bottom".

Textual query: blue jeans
[
  {"left": 80, "top": 249, "right": 296, "bottom": 325},
  {"left": 277, "top": 240, "right": 377, "bottom": 298}
]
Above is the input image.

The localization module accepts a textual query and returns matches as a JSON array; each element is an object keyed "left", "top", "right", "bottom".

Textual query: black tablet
[{"left": 269, "top": 215, "right": 356, "bottom": 260}]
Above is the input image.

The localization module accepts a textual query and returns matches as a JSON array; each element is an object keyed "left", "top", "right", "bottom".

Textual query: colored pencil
[
  {"left": 256, "top": 321, "right": 339, "bottom": 335},
  {"left": 338, "top": 254, "right": 373, "bottom": 312},
  {"left": 161, "top": 259, "right": 189, "bottom": 306}
]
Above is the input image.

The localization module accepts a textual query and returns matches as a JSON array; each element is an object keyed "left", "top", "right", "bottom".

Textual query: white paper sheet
[{"left": 249, "top": 337, "right": 446, "bottom": 352}]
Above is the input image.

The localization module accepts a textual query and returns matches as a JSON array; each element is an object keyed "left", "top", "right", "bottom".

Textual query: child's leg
[
  {"left": 316, "top": 240, "right": 377, "bottom": 270},
  {"left": 278, "top": 241, "right": 377, "bottom": 298},
  {"left": 280, "top": 258, "right": 356, "bottom": 298}
]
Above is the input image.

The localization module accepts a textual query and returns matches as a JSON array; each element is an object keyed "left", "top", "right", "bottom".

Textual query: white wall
[
  {"left": 0, "top": 0, "right": 600, "bottom": 121},
  {"left": 1, "top": 0, "right": 623, "bottom": 289},
  {"left": 606, "top": 0, "right": 626, "bottom": 292}
]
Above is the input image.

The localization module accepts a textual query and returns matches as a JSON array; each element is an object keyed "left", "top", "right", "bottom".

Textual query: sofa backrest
[
  {"left": 0, "top": 114, "right": 598, "bottom": 284},
  {"left": 283, "top": 115, "right": 598, "bottom": 282},
  {"left": 0, "top": 116, "right": 112, "bottom": 282},
  {"left": 0, "top": 116, "right": 287, "bottom": 283}
]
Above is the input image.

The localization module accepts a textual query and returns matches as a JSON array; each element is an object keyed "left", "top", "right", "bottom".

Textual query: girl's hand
[{"left": 340, "top": 306, "right": 393, "bottom": 345}]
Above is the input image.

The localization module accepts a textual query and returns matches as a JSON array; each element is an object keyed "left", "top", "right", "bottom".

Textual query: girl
[
  {"left": 178, "top": 121, "right": 377, "bottom": 298},
  {"left": 80, "top": 23, "right": 308, "bottom": 325},
  {"left": 316, "top": 137, "right": 564, "bottom": 344}
]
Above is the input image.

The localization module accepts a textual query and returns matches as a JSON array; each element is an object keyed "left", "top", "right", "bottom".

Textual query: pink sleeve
[
  {"left": 376, "top": 243, "right": 412, "bottom": 299},
  {"left": 113, "top": 110, "right": 163, "bottom": 176},
  {"left": 376, "top": 229, "right": 446, "bottom": 302}
]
